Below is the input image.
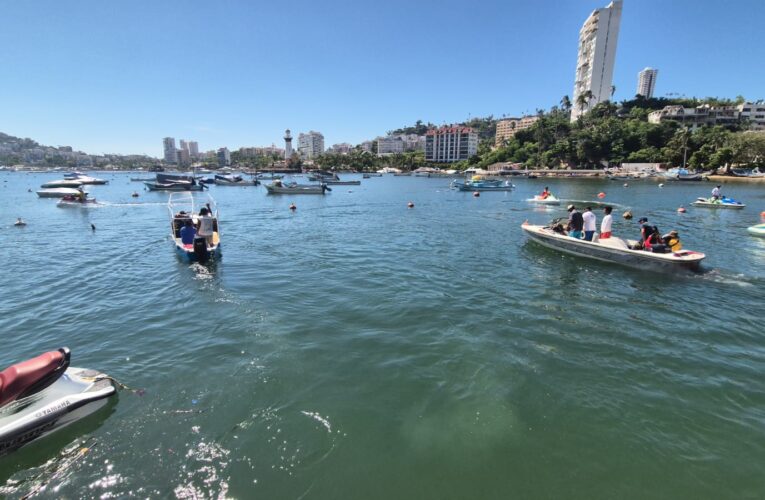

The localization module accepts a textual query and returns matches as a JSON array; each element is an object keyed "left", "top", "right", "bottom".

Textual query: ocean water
[{"left": 0, "top": 172, "right": 763, "bottom": 499}]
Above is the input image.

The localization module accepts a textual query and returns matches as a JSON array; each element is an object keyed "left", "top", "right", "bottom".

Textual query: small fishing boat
[
  {"left": 14, "top": 218, "right": 26, "bottom": 227},
  {"left": 451, "top": 178, "right": 515, "bottom": 191},
  {"left": 254, "top": 173, "right": 284, "bottom": 180},
  {"left": 730, "top": 167, "right": 765, "bottom": 178},
  {"left": 36, "top": 188, "right": 89, "bottom": 198},
  {"left": 527, "top": 194, "right": 561, "bottom": 205},
  {"left": 213, "top": 174, "right": 259, "bottom": 186},
  {"left": 522, "top": 222, "right": 705, "bottom": 271},
  {"left": 747, "top": 224, "right": 765, "bottom": 237},
  {"left": 660, "top": 167, "right": 704, "bottom": 181},
  {"left": 130, "top": 177, "right": 155, "bottom": 182},
  {"left": 363, "top": 173, "right": 382, "bottom": 178},
  {"left": 0, "top": 347, "right": 116, "bottom": 456},
  {"left": 168, "top": 193, "right": 222, "bottom": 263},
  {"left": 63, "top": 172, "right": 108, "bottom": 184},
  {"left": 691, "top": 197, "right": 746, "bottom": 209},
  {"left": 265, "top": 181, "right": 329, "bottom": 194},
  {"left": 40, "top": 179, "right": 84, "bottom": 189}
]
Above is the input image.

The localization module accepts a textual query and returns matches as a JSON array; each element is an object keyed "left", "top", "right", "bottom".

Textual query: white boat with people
[
  {"left": 521, "top": 221, "right": 705, "bottom": 271},
  {"left": 265, "top": 179, "right": 329, "bottom": 194},
  {"left": 168, "top": 193, "right": 221, "bottom": 263},
  {"left": 527, "top": 194, "right": 561, "bottom": 205},
  {"left": 36, "top": 187, "right": 89, "bottom": 198},
  {"left": 57, "top": 192, "right": 98, "bottom": 207}
]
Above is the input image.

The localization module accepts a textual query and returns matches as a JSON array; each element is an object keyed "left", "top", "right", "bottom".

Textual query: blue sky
[{"left": 1, "top": 0, "right": 763, "bottom": 157}]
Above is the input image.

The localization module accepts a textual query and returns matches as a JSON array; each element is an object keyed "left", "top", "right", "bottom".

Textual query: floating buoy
[
  {"left": 623, "top": 183, "right": 628, "bottom": 187},
  {"left": 761, "top": 211, "right": 765, "bottom": 219},
  {"left": 473, "top": 191, "right": 480, "bottom": 197},
  {"left": 407, "top": 201, "right": 414, "bottom": 208},
  {"left": 597, "top": 192, "right": 606, "bottom": 199},
  {"left": 14, "top": 218, "right": 26, "bottom": 227},
  {"left": 658, "top": 183, "right": 664, "bottom": 188},
  {"left": 289, "top": 203, "right": 296, "bottom": 211},
  {"left": 623, "top": 210, "right": 633, "bottom": 220},
  {"left": 678, "top": 207, "right": 686, "bottom": 213},
  {"left": 131, "top": 191, "right": 139, "bottom": 197}
]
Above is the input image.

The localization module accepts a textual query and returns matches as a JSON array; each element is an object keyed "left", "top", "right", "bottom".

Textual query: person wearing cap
[
  {"left": 711, "top": 185, "right": 721, "bottom": 200},
  {"left": 567, "top": 205, "right": 584, "bottom": 239},
  {"left": 636, "top": 217, "right": 661, "bottom": 251},
  {"left": 600, "top": 206, "right": 613, "bottom": 239},
  {"left": 582, "top": 206, "right": 597, "bottom": 241}
]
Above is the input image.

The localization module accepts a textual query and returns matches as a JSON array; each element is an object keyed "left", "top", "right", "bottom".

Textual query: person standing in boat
[
  {"left": 567, "top": 205, "right": 584, "bottom": 239},
  {"left": 600, "top": 206, "right": 613, "bottom": 239},
  {"left": 582, "top": 207, "right": 597, "bottom": 241},
  {"left": 711, "top": 185, "right": 721, "bottom": 200},
  {"left": 197, "top": 207, "right": 214, "bottom": 247}
]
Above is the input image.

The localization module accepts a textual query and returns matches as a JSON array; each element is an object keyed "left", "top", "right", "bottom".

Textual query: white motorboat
[
  {"left": 0, "top": 347, "right": 116, "bottom": 456},
  {"left": 522, "top": 223, "right": 705, "bottom": 271},
  {"left": 168, "top": 193, "right": 222, "bottom": 263},
  {"left": 40, "top": 179, "right": 84, "bottom": 188},
  {"left": 691, "top": 197, "right": 745, "bottom": 209},
  {"left": 747, "top": 224, "right": 765, "bottom": 237},
  {"left": 213, "top": 174, "right": 259, "bottom": 186},
  {"left": 64, "top": 172, "right": 108, "bottom": 184},
  {"left": 36, "top": 188, "right": 89, "bottom": 198},
  {"left": 527, "top": 194, "right": 561, "bottom": 205}
]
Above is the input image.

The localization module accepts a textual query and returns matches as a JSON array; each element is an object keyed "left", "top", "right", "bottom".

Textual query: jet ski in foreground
[{"left": 0, "top": 347, "right": 116, "bottom": 456}]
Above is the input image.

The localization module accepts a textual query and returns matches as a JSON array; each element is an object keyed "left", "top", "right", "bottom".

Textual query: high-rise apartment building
[
  {"left": 424, "top": 126, "right": 478, "bottom": 163},
  {"left": 571, "top": 0, "right": 623, "bottom": 122},
  {"left": 495, "top": 116, "right": 540, "bottom": 147},
  {"left": 217, "top": 147, "right": 231, "bottom": 167},
  {"left": 163, "top": 137, "right": 177, "bottom": 164},
  {"left": 637, "top": 67, "right": 658, "bottom": 98},
  {"left": 298, "top": 131, "right": 324, "bottom": 160},
  {"left": 188, "top": 141, "right": 199, "bottom": 159},
  {"left": 284, "top": 130, "right": 293, "bottom": 159}
]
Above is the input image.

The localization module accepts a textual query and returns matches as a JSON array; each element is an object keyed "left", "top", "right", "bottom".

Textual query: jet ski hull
[{"left": 0, "top": 367, "right": 116, "bottom": 456}]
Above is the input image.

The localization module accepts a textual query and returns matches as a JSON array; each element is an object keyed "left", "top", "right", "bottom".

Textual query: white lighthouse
[{"left": 284, "top": 129, "right": 293, "bottom": 160}]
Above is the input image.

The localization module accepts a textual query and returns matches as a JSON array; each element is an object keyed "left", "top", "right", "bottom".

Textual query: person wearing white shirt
[
  {"left": 711, "top": 185, "right": 721, "bottom": 200},
  {"left": 600, "top": 206, "right": 613, "bottom": 239},
  {"left": 582, "top": 206, "right": 597, "bottom": 241}
]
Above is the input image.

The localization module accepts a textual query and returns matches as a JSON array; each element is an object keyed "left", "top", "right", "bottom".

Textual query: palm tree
[
  {"left": 560, "top": 95, "right": 572, "bottom": 111},
  {"left": 610, "top": 85, "right": 616, "bottom": 100},
  {"left": 576, "top": 90, "right": 594, "bottom": 118}
]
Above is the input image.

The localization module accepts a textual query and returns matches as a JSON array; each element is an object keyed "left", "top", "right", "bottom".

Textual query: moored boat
[
  {"left": 213, "top": 174, "right": 259, "bottom": 186},
  {"left": 145, "top": 174, "right": 205, "bottom": 191},
  {"left": 452, "top": 177, "right": 515, "bottom": 191},
  {"left": 747, "top": 224, "right": 765, "bottom": 237},
  {"left": 36, "top": 187, "right": 89, "bottom": 198},
  {"left": 691, "top": 197, "right": 745, "bottom": 209},
  {"left": 40, "top": 179, "right": 84, "bottom": 189},
  {"left": 324, "top": 179, "right": 360, "bottom": 185},
  {"left": 168, "top": 193, "right": 222, "bottom": 263},
  {"left": 0, "top": 347, "right": 116, "bottom": 456},
  {"left": 63, "top": 172, "right": 108, "bottom": 184},
  {"left": 521, "top": 223, "right": 705, "bottom": 271},
  {"left": 661, "top": 167, "right": 704, "bottom": 181},
  {"left": 265, "top": 181, "right": 329, "bottom": 194}
]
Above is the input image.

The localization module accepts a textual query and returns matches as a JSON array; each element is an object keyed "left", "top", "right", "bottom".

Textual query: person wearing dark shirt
[
  {"left": 567, "top": 204, "right": 584, "bottom": 239},
  {"left": 180, "top": 219, "right": 196, "bottom": 245}
]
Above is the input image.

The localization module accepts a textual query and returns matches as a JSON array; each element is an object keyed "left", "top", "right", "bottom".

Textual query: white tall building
[
  {"left": 424, "top": 126, "right": 478, "bottom": 163},
  {"left": 188, "top": 141, "right": 199, "bottom": 159},
  {"left": 298, "top": 131, "right": 324, "bottom": 160},
  {"left": 571, "top": 0, "right": 623, "bottom": 122},
  {"left": 637, "top": 67, "right": 658, "bottom": 98},
  {"left": 163, "top": 137, "right": 177, "bottom": 164},
  {"left": 284, "top": 129, "right": 293, "bottom": 159}
]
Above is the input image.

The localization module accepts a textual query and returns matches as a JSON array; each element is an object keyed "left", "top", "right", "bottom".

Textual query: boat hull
[
  {"left": 173, "top": 241, "right": 222, "bottom": 263},
  {"left": 691, "top": 199, "right": 745, "bottom": 209},
  {"left": 527, "top": 196, "right": 560, "bottom": 205},
  {"left": 265, "top": 184, "right": 326, "bottom": 194},
  {"left": 0, "top": 367, "right": 116, "bottom": 456},
  {"left": 522, "top": 224, "right": 704, "bottom": 272},
  {"left": 747, "top": 224, "right": 765, "bottom": 237},
  {"left": 145, "top": 182, "right": 204, "bottom": 191},
  {"left": 36, "top": 188, "right": 89, "bottom": 198}
]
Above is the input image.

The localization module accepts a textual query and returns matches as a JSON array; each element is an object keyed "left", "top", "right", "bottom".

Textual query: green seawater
[{"left": 1, "top": 172, "right": 764, "bottom": 499}]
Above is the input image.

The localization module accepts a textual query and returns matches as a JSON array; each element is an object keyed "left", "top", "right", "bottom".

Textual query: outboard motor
[{"left": 193, "top": 237, "right": 210, "bottom": 263}]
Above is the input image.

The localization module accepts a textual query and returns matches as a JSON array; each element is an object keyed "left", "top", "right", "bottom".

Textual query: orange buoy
[
  {"left": 597, "top": 192, "right": 606, "bottom": 198},
  {"left": 677, "top": 207, "right": 686, "bottom": 213},
  {"left": 473, "top": 191, "right": 480, "bottom": 197},
  {"left": 289, "top": 203, "right": 296, "bottom": 211},
  {"left": 761, "top": 211, "right": 765, "bottom": 219},
  {"left": 407, "top": 201, "right": 414, "bottom": 208}
]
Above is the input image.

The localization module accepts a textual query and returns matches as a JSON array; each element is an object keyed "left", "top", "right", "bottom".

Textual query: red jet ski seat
[{"left": 0, "top": 348, "right": 70, "bottom": 407}]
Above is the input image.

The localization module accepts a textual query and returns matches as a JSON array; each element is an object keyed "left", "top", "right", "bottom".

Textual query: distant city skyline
[{"left": 1, "top": 0, "right": 764, "bottom": 157}]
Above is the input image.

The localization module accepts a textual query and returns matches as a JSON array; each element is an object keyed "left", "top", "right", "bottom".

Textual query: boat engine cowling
[{"left": 193, "top": 237, "right": 210, "bottom": 263}]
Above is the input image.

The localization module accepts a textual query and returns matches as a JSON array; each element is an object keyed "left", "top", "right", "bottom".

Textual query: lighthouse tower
[{"left": 284, "top": 129, "right": 293, "bottom": 159}]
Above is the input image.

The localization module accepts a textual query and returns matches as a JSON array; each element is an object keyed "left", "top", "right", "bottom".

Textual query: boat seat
[{"left": 0, "top": 348, "right": 70, "bottom": 406}]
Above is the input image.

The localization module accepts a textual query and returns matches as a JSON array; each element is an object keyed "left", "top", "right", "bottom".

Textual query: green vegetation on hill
[{"left": 462, "top": 97, "right": 765, "bottom": 171}]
